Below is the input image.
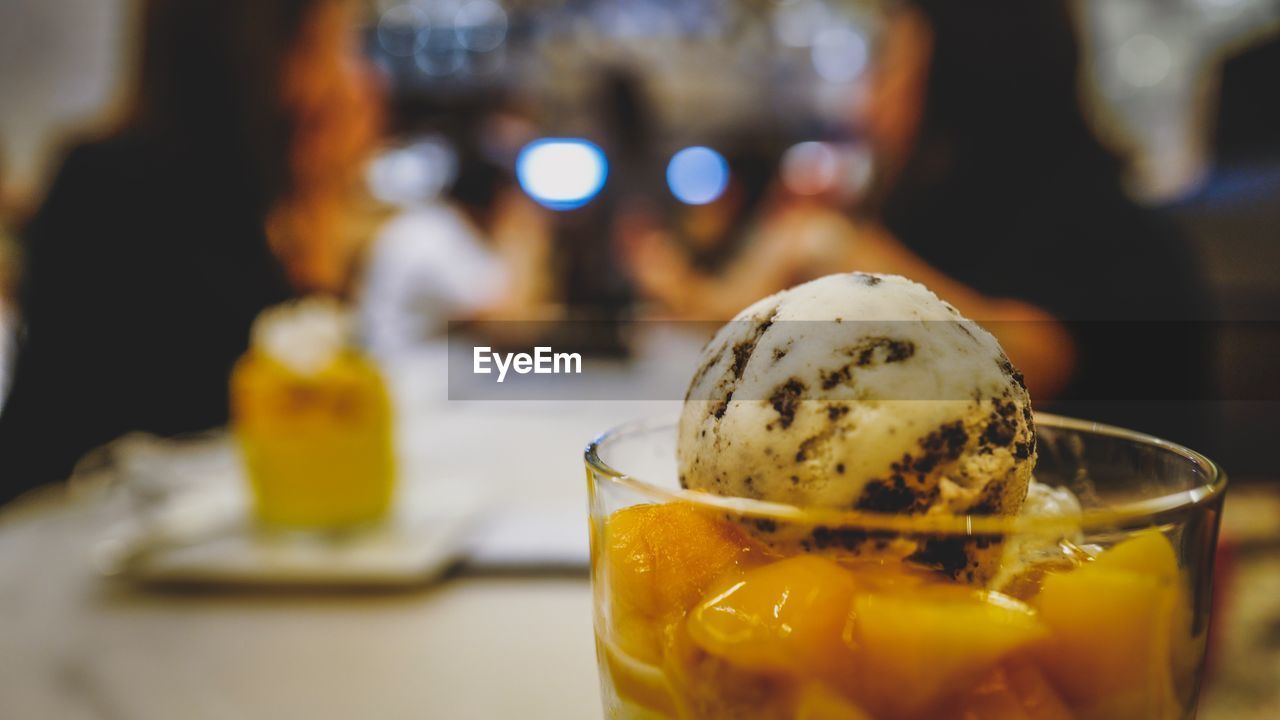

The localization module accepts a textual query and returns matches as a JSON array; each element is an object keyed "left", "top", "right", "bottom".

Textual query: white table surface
[{"left": 0, "top": 340, "right": 691, "bottom": 720}]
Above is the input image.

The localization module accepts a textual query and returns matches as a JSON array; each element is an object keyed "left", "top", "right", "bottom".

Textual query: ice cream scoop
[{"left": 677, "top": 273, "right": 1036, "bottom": 582}]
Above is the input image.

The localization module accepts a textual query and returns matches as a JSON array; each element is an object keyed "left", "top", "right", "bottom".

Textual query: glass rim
[{"left": 584, "top": 412, "right": 1226, "bottom": 535}]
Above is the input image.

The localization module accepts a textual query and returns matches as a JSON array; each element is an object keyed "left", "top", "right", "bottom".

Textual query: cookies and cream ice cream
[{"left": 677, "top": 273, "right": 1037, "bottom": 582}]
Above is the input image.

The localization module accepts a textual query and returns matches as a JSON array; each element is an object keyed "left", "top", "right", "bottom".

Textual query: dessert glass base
[{"left": 585, "top": 414, "right": 1225, "bottom": 720}]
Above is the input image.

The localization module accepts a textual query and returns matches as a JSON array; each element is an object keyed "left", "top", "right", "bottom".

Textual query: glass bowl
[{"left": 585, "top": 413, "right": 1225, "bottom": 720}]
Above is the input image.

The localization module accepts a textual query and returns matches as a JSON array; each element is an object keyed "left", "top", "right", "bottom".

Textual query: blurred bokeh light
[
  {"left": 666, "top": 146, "right": 730, "bottom": 205},
  {"left": 516, "top": 138, "right": 608, "bottom": 210}
]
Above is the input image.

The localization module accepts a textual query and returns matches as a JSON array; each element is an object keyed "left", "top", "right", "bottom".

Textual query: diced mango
[
  {"left": 606, "top": 504, "right": 759, "bottom": 617},
  {"left": 1003, "top": 662, "right": 1077, "bottom": 720},
  {"left": 606, "top": 504, "right": 758, "bottom": 661},
  {"left": 602, "top": 637, "right": 680, "bottom": 718},
  {"left": 1032, "top": 537, "right": 1182, "bottom": 720},
  {"left": 1088, "top": 530, "right": 1201, "bottom": 701},
  {"left": 843, "top": 561, "right": 937, "bottom": 594},
  {"left": 951, "top": 670, "right": 1030, "bottom": 720},
  {"left": 662, "top": 620, "right": 796, "bottom": 720},
  {"left": 613, "top": 611, "right": 668, "bottom": 667},
  {"left": 944, "top": 663, "right": 1075, "bottom": 720},
  {"left": 847, "top": 586, "right": 1047, "bottom": 719},
  {"left": 687, "top": 555, "right": 859, "bottom": 682},
  {"left": 1089, "top": 530, "right": 1179, "bottom": 581},
  {"left": 599, "top": 517, "right": 1199, "bottom": 720}
]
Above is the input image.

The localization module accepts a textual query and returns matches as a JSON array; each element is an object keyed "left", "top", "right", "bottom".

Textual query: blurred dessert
[
  {"left": 597, "top": 273, "right": 1196, "bottom": 720},
  {"left": 231, "top": 298, "right": 394, "bottom": 529}
]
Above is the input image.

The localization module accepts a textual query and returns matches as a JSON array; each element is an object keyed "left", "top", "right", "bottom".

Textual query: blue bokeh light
[
  {"left": 666, "top": 146, "right": 729, "bottom": 205},
  {"left": 516, "top": 139, "right": 608, "bottom": 210}
]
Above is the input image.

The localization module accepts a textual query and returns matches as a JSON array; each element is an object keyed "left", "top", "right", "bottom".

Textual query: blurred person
[
  {"left": 870, "top": 0, "right": 1212, "bottom": 445},
  {"left": 0, "top": 0, "right": 380, "bottom": 502},
  {"left": 626, "top": 6, "right": 1075, "bottom": 400},
  {"left": 623, "top": 0, "right": 1213, "bottom": 447},
  {"left": 359, "top": 139, "right": 555, "bottom": 356},
  {"left": 562, "top": 68, "right": 665, "bottom": 321},
  {"left": 621, "top": 146, "right": 805, "bottom": 319}
]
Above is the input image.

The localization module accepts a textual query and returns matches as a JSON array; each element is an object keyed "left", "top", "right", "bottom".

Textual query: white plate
[
  {"left": 123, "top": 489, "right": 485, "bottom": 588},
  {"left": 90, "top": 434, "right": 490, "bottom": 588}
]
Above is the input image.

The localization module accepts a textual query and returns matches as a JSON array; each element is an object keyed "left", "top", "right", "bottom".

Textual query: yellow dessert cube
[
  {"left": 605, "top": 504, "right": 759, "bottom": 662},
  {"left": 1031, "top": 531, "right": 1185, "bottom": 720},
  {"left": 232, "top": 349, "right": 395, "bottom": 529},
  {"left": 687, "top": 555, "right": 859, "bottom": 682},
  {"left": 847, "top": 585, "right": 1047, "bottom": 718}
]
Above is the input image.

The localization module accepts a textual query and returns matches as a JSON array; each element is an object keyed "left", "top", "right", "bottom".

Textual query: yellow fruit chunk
[
  {"left": 611, "top": 612, "right": 667, "bottom": 668},
  {"left": 601, "top": 637, "right": 679, "bottom": 718},
  {"left": 944, "top": 663, "right": 1075, "bottom": 720},
  {"left": 1032, "top": 534, "right": 1183, "bottom": 720},
  {"left": 1090, "top": 530, "right": 1179, "bottom": 581},
  {"left": 848, "top": 586, "right": 1047, "bottom": 719},
  {"left": 794, "top": 683, "right": 876, "bottom": 720},
  {"left": 1090, "top": 529, "right": 1201, "bottom": 698},
  {"left": 688, "top": 555, "right": 859, "bottom": 682},
  {"left": 606, "top": 504, "right": 758, "bottom": 616},
  {"left": 844, "top": 561, "right": 936, "bottom": 594},
  {"left": 1004, "top": 662, "right": 1077, "bottom": 720},
  {"left": 605, "top": 504, "right": 758, "bottom": 661},
  {"left": 663, "top": 620, "right": 796, "bottom": 720}
]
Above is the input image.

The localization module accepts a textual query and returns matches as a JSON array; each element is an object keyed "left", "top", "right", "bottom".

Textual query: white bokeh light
[
  {"left": 781, "top": 141, "right": 838, "bottom": 196},
  {"left": 455, "top": 0, "right": 508, "bottom": 52},
  {"left": 415, "top": 27, "right": 466, "bottom": 76},
  {"left": 377, "top": 4, "right": 429, "bottom": 57},
  {"left": 517, "top": 139, "right": 609, "bottom": 210},
  {"left": 780, "top": 141, "right": 874, "bottom": 200},
  {"left": 774, "top": 0, "right": 829, "bottom": 48},
  {"left": 811, "top": 26, "right": 869, "bottom": 84}
]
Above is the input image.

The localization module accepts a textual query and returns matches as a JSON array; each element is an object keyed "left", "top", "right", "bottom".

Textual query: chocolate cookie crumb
[
  {"left": 919, "top": 421, "right": 969, "bottom": 462},
  {"left": 849, "top": 337, "right": 915, "bottom": 367},
  {"left": 997, "top": 358, "right": 1027, "bottom": 390},
  {"left": 752, "top": 518, "right": 778, "bottom": 533},
  {"left": 728, "top": 310, "right": 778, "bottom": 380},
  {"left": 908, "top": 538, "right": 972, "bottom": 579},
  {"left": 811, "top": 524, "right": 894, "bottom": 551},
  {"left": 982, "top": 415, "right": 1017, "bottom": 447},
  {"left": 855, "top": 478, "right": 917, "bottom": 513},
  {"left": 769, "top": 378, "right": 806, "bottom": 429}
]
